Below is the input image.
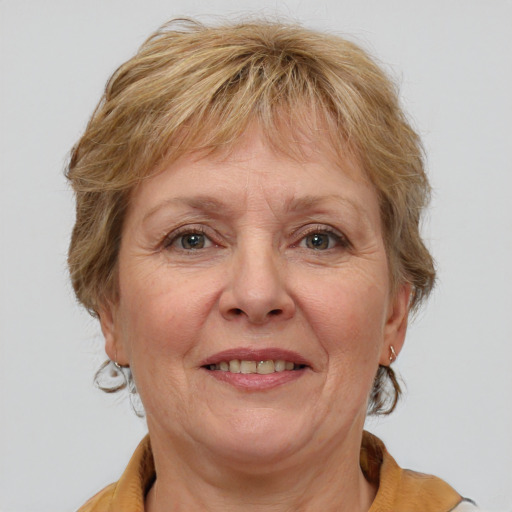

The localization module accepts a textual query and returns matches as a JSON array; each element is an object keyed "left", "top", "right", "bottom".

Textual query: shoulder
[
  {"left": 76, "top": 483, "right": 116, "bottom": 512},
  {"left": 75, "top": 435, "right": 154, "bottom": 512},
  {"left": 363, "top": 431, "right": 478, "bottom": 512}
]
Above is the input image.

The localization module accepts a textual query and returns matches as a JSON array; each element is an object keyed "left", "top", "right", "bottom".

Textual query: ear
[
  {"left": 98, "top": 302, "right": 130, "bottom": 366},
  {"left": 378, "top": 283, "right": 412, "bottom": 366}
]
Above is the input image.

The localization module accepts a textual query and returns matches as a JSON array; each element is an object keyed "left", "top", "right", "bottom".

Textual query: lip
[
  {"left": 199, "top": 347, "right": 312, "bottom": 392},
  {"left": 203, "top": 367, "right": 308, "bottom": 391},
  {"left": 200, "top": 348, "right": 312, "bottom": 368}
]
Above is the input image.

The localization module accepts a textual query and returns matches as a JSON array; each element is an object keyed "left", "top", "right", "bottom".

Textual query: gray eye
[
  {"left": 181, "top": 233, "right": 206, "bottom": 249},
  {"left": 305, "top": 233, "right": 331, "bottom": 250}
]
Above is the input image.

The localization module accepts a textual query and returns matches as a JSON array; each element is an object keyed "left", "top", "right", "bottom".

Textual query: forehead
[
  {"left": 153, "top": 120, "right": 370, "bottom": 187},
  {"left": 145, "top": 105, "right": 370, "bottom": 178},
  {"left": 129, "top": 126, "right": 381, "bottom": 234}
]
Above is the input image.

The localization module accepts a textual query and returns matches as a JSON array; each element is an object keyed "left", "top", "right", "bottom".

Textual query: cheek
[
  {"left": 117, "top": 266, "right": 221, "bottom": 362},
  {"left": 115, "top": 274, "right": 215, "bottom": 418},
  {"left": 298, "top": 270, "right": 389, "bottom": 363}
]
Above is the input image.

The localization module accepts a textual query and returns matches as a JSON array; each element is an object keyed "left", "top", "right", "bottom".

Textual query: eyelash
[
  {"left": 163, "top": 226, "right": 214, "bottom": 251},
  {"left": 294, "top": 225, "right": 350, "bottom": 251},
  {"left": 162, "top": 225, "right": 350, "bottom": 252}
]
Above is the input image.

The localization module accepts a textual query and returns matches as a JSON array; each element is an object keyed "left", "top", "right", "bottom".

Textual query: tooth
[
  {"left": 257, "top": 360, "right": 275, "bottom": 374},
  {"left": 274, "top": 360, "right": 286, "bottom": 372},
  {"left": 229, "top": 360, "right": 241, "bottom": 373},
  {"left": 240, "top": 360, "right": 257, "bottom": 374},
  {"left": 285, "top": 361, "right": 294, "bottom": 370},
  {"left": 219, "top": 361, "right": 229, "bottom": 371}
]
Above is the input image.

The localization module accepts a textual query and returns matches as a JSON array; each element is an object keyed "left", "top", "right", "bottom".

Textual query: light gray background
[{"left": 1, "top": 1, "right": 511, "bottom": 511}]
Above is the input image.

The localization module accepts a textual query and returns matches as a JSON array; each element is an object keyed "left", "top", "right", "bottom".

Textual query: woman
[{"left": 68, "top": 18, "right": 478, "bottom": 511}]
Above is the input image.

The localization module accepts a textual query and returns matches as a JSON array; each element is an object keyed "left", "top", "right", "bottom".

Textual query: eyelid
[
  {"left": 160, "top": 223, "right": 350, "bottom": 250},
  {"left": 293, "top": 224, "right": 351, "bottom": 248},
  {"left": 162, "top": 225, "right": 215, "bottom": 249}
]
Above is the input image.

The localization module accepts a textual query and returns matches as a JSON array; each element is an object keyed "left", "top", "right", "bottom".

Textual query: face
[{"left": 100, "top": 130, "right": 410, "bottom": 468}]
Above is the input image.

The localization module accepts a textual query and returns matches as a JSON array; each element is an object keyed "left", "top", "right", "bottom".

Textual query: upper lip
[{"left": 200, "top": 348, "right": 311, "bottom": 368}]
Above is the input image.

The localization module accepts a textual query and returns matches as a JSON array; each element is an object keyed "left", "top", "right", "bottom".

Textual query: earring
[
  {"left": 389, "top": 345, "right": 397, "bottom": 364},
  {"left": 95, "top": 359, "right": 128, "bottom": 392},
  {"left": 109, "top": 360, "right": 123, "bottom": 377},
  {"left": 108, "top": 348, "right": 121, "bottom": 377}
]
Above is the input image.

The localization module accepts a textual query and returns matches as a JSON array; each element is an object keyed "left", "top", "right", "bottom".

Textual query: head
[{"left": 66, "top": 18, "right": 435, "bottom": 417}]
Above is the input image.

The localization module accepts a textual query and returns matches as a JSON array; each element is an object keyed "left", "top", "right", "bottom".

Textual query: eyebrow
[
  {"left": 143, "top": 193, "right": 368, "bottom": 223},
  {"left": 284, "top": 194, "right": 367, "bottom": 218},
  {"left": 142, "top": 196, "right": 235, "bottom": 223}
]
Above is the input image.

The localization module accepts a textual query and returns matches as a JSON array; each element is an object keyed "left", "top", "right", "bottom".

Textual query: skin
[{"left": 100, "top": 128, "right": 410, "bottom": 511}]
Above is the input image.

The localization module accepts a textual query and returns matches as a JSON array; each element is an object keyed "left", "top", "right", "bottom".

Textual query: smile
[
  {"left": 200, "top": 349, "right": 311, "bottom": 390},
  {"left": 206, "top": 360, "right": 305, "bottom": 374}
]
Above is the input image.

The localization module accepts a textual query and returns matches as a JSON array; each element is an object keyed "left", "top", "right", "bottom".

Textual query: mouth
[
  {"left": 200, "top": 348, "right": 311, "bottom": 390},
  {"left": 204, "top": 359, "right": 307, "bottom": 374}
]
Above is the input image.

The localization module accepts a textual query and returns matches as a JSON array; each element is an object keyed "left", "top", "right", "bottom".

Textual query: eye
[
  {"left": 180, "top": 233, "right": 208, "bottom": 249},
  {"left": 298, "top": 229, "right": 348, "bottom": 251},
  {"left": 164, "top": 230, "right": 214, "bottom": 251},
  {"left": 304, "top": 232, "right": 331, "bottom": 250}
]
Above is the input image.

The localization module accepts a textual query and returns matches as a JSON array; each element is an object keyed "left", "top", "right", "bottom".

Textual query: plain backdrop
[{"left": 1, "top": 1, "right": 511, "bottom": 511}]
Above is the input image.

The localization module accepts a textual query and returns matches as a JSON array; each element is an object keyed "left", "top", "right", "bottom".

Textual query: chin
[{"left": 199, "top": 409, "right": 313, "bottom": 466}]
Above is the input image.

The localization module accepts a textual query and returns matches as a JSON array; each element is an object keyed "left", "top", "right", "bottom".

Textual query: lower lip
[{"left": 203, "top": 368, "right": 307, "bottom": 391}]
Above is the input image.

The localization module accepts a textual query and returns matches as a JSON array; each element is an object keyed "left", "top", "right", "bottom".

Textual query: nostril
[{"left": 228, "top": 308, "right": 282, "bottom": 319}]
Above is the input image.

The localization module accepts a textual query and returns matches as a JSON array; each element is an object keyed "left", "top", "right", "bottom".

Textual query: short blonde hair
[{"left": 66, "top": 18, "right": 435, "bottom": 414}]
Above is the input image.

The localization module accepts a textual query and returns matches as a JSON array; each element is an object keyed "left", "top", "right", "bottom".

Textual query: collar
[{"left": 361, "top": 432, "right": 463, "bottom": 512}]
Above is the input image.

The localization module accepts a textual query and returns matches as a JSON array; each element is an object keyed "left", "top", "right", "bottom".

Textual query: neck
[{"left": 145, "top": 422, "right": 376, "bottom": 512}]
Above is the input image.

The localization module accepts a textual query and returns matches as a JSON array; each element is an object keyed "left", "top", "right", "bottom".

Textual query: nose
[{"left": 219, "top": 242, "right": 295, "bottom": 324}]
